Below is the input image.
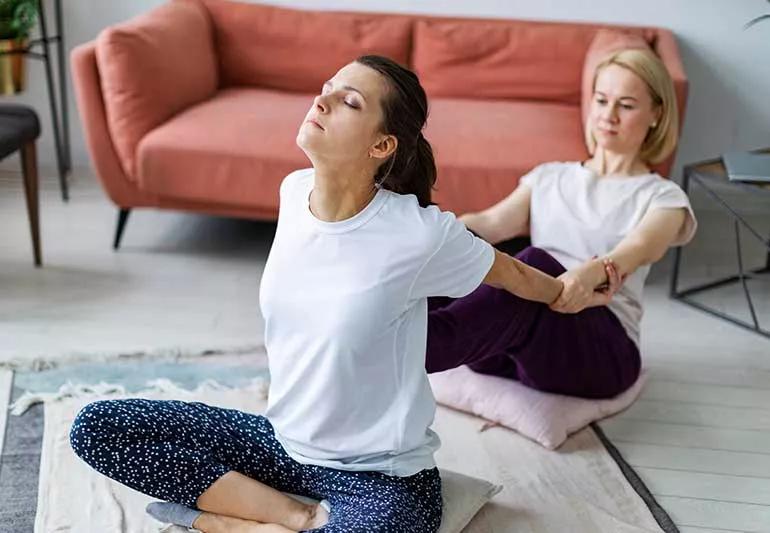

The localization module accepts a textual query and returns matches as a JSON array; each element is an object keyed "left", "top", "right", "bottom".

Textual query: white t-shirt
[
  {"left": 521, "top": 162, "right": 697, "bottom": 346},
  {"left": 259, "top": 168, "right": 495, "bottom": 476}
]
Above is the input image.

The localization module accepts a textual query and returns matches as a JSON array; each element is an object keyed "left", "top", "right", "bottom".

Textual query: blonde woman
[{"left": 426, "top": 48, "right": 697, "bottom": 399}]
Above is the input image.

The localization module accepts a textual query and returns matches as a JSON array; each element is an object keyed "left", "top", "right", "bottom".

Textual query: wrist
[
  {"left": 549, "top": 278, "right": 564, "bottom": 305},
  {"left": 581, "top": 258, "right": 608, "bottom": 287}
]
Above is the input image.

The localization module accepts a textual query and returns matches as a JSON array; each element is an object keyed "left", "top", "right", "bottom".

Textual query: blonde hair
[{"left": 585, "top": 48, "right": 679, "bottom": 165}]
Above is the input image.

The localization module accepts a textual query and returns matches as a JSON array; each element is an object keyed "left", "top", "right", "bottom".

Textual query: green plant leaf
[
  {"left": 0, "top": 0, "right": 36, "bottom": 39},
  {"left": 0, "top": 17, "right": 17, "bottom": 40},
  {"left": 12, "top": 1, "right": 37, "bottom": 37},
  {"left": 744, "top": 13, "right": 770, "bottom": 29}
]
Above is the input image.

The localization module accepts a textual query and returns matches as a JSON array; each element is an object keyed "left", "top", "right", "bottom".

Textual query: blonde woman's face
[{"left": 589, "top": 64, "right": 660, "bottom": 158}]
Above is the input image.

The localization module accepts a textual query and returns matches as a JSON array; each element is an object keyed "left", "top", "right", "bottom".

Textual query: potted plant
[{"left": 0, "top": 0, "right": 38, "bottom": 94}]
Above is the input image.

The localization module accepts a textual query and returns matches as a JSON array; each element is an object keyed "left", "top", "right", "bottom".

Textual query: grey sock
[{"left": 146, "top": 501, "right": 202, "bottom": 529}]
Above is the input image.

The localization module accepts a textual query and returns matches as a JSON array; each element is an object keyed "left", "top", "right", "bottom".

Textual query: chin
[
  {"left": 296, "top": 136, "right": 325, "bottom": 162},
  {"left": 595, "top": 137, "right": 625, "bottom": 152},
  {"left": 296, "top": 130, "right": 316, "bottom": 151}
]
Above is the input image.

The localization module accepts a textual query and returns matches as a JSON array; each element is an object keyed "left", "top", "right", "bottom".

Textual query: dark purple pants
[{"left": 426, "top": 246, "right": 641, "bottom": 399}]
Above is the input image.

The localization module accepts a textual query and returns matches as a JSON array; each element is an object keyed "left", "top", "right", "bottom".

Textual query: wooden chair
[{"left": 0, "top": 104, "right": 42, "bottom": 266}]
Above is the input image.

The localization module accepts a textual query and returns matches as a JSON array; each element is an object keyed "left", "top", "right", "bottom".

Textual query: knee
[
  {"left": 514, "top": 246, "right": 565, "bottom": 277},
  {"left": 69, "top": 400, "right": 117, "bottom": 460}
]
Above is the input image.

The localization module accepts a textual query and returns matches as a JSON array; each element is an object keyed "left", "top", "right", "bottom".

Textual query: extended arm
[
  {"left": 483, "top": 248, "right": 563, "bottom": 304},
  {"left": 459, "top": 184, "right": 531, "bottom": 245},
  {"left": 551, "top": 207, "right": 689, "bottom": 313}
]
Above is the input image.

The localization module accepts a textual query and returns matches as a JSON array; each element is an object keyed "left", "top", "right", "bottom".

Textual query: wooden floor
[
  {"left": 1, "top": 168, "right": 769, "bottom": 532},
  {"left": 603, "top": 360, "right": 770, "bottom": 532}
]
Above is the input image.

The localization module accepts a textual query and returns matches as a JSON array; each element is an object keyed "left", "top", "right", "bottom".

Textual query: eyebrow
[
  {"left": 323, "top": 80, "right": 368, "bottom": 102},
  {"left": 595, "top": 91, "right": 638, "bottom": 102}
]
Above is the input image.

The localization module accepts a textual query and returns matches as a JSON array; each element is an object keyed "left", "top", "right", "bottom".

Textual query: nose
[
  {"left": 601, "top": 103, "right": 619, "bottom": 124},
  {"left": 313, "top": 94, "right": 329, "bottom": 114}
]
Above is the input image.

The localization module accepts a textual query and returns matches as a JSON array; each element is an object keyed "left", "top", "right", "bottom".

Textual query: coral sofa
[{"left": 71, "top": 0, "right": 687, "bottom": 248}]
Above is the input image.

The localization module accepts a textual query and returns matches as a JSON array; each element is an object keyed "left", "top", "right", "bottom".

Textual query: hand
[
  {"left": 550, "top": 258, "right": 624, "bottom": 314},
  {"left": 549, "top": 266, "right": 594, "bottom": 314},
  {"left": 586, "top": 258, "right": 626, "bottom": 309}
]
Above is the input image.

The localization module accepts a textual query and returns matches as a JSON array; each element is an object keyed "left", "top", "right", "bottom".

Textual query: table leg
[{"left": 37, "top": 0, "right": 68, "bottom": 201}]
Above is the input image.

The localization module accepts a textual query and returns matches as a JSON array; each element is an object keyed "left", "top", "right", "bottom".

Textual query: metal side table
[{"left": 670, "top": 149, "right": 770, "bottom": 338}]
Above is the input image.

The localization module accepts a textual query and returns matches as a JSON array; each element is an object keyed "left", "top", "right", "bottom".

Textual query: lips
[{"left": 306, "top": 118, "right": 325, "bottom": 131}]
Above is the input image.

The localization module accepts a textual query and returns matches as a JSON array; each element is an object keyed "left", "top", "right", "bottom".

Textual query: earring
[{"left": 651, "top": 122, "right": 658, "bottom": 128}]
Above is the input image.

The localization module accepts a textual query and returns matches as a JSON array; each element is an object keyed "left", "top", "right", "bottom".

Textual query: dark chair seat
[{"left": 0, "top": 104, "right": 41, "bottom": 159}]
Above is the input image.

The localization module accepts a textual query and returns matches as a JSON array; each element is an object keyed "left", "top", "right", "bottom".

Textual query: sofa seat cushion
[
  {"left": 137, "top": 88, "right": 311, "bottom": 210},
  {"left": 138, "top": 91, "right": 589, "bottom": 215},
  {"left": 425, "top": 98, "right": 589, "bottom": 214}
]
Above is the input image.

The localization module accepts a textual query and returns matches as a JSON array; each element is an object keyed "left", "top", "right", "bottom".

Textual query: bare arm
[
  {"left": 483, "top": 248, "right": 563, "bottom": 304},
  {"left": 582, "top": 207, "right": 689, "bottom": 288},
  {"left": 608, "top": 207, "right": 689, "bottom": 274},
  {"left": 459, "top": 184, "right": 531, "bottom": 245},
  {"left": 550, "top": 207, "right": 689, "bottom": 313}
]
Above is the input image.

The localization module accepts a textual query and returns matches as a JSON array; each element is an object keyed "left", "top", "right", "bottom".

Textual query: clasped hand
[{"left": 550, "top": 258, "right": 625, "bottom": 314}]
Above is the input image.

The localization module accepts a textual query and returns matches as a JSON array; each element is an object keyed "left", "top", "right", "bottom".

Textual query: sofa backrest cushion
[
  {"left": 95, "top": 0, "right": 218, "bottom": 179},
  {"left": 413, "top": 17, "right": 655, "bottom": 104},
  {"left": 201, "top": 0, "right": 413, "bottom": 93}
]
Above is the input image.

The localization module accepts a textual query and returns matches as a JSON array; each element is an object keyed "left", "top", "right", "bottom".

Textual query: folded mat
[{"left": 30, "top": 379, "right": 666, "bottom": 532}]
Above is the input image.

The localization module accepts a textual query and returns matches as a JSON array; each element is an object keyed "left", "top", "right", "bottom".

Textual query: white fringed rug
[{"left": 21, "top": 378, "right": 669, "bottom": 533}]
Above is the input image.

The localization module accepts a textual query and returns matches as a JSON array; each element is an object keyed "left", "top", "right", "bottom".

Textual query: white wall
[{"left": 2, "top": 0, "right": 769, "bottom": 179}]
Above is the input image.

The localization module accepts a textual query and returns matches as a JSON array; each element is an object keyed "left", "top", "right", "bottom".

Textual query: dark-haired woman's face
[{"left": 297, "top": 62, "right": 395, "bottom": 166}]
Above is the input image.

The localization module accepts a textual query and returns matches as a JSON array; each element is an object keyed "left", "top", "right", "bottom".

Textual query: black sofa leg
[{"left": 113, "top": 208, "right": 131, "bottom": 250}]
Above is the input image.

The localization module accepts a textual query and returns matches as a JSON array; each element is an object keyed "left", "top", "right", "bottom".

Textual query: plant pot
[{"left": 0, "top": 38, "right": 27, "bottom": 95}]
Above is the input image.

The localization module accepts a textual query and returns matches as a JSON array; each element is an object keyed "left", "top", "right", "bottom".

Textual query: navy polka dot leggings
[{"left": 69, "top": 399, "right": 442, "bottom": 532}]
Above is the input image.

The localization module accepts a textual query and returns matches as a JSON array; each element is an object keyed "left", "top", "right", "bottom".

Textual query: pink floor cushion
[{"left": 429, "top": 366, "right": 648, "bottom": 450}]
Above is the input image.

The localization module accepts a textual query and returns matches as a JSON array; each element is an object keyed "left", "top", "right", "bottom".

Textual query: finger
[
  {"left": 552, "top": 294, "right": 576, "bottom": 312},
  {"left": 566, "top": 302, "right": 585, "bottom": 314},
  {"left": 604, "top": 260, "right": 621, "bottom": 294},
  {"left": 550, "top": 301, "right": 568, "bottom": 313},
  {"left": 565, "top": 293, "right": 589, "bottom": 313},
  {"left": 588, "top": 291, "right": 611, "bottom": 308},
  {"left": 606, "top": 265, "right": 620, "bottom": 294},
  {"left": 562, "top": 295, "right": 580, "bottom": 311},
  {"left": 603, "top": 259, "right": 618, "bottom": 282},
  {"left": 549, "top": 297, "right": 567, "bottom": 311}
]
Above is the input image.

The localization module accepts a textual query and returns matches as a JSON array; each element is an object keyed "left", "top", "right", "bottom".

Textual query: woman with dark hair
[{"left": 67, "top": 55, "right": 618, "bottom": 533}]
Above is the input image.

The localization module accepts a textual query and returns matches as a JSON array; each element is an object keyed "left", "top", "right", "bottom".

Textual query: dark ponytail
[{"left": 355, "top": 55, "right": 436, "bottom": 207}]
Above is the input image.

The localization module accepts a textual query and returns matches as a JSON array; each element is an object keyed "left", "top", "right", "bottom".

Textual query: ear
[
  {"left": 369, "top": 134, "right": 398, "bottom": 161},
  {"left": 652, "top": 104, "right": 663, "bottom": 125}
]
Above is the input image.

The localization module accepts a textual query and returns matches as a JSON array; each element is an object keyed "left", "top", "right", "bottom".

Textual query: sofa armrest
[
  {"left": 95, "top": 0, "right": 218, "bottom": 179},
  {"left": 70, "top": 42, "right": 151, "bottom": 207}
]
